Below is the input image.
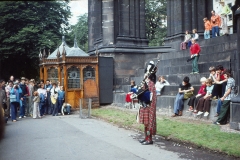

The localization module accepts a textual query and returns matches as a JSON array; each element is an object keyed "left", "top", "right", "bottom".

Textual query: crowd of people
[
  {"left": 0, "top": 76, "right": 71, "bottom": 122},
  {"left": 171, "top": 65, "right": 236, "bottom": 125}
]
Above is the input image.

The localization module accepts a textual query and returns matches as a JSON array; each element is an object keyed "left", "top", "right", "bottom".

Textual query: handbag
[
  {"left": 183, "top": 91, "right": 194, "bottom": 100},
  {"left": 10, "top": 94, "right": 17, "bottom": 103}
]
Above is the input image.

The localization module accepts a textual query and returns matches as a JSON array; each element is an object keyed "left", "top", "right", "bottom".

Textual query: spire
[
  {"left": 56, "top": 47, "right": 60, "bottom": 57},
  {"left": 73, "top": 37, "right": 79, "bottom": 48},
  {"left": 48, "top": 49, "right": 51, "bottom": 57},
  {"left": 62, "top": 44, "right": 67, "bottom": 56},
  {"left": 43, "top": 48, "right": 46, "bottom": 58},
  {"left": 62, "top": 35, "right": 66, "bottom": 46},
  {"left": 39, "top": 49, "right": 42, "bottom": 59}
]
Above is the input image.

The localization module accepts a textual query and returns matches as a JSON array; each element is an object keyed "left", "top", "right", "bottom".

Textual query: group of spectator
[
  {"left": 0, "top": 76, "right": 71, "bottom": 122},
  {"left": 171, "top": 65, "right": 236, "bottom": 125}
]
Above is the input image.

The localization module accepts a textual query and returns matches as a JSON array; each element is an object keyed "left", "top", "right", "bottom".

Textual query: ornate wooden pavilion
[{"left": 39, "top": 36, "right": 99, "bottom": 108}]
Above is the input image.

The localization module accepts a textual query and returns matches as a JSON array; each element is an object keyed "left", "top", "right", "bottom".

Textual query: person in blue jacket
[
  {"left": 10, "top": 82, "right": 22, "bottom": 122},
  {"left": 58, "top": 86, "right": 65, "bottom": 114}
]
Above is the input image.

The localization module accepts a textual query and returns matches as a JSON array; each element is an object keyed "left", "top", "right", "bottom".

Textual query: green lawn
[{"left": 92, "top": 107, "right": 240, "bottom": 157}]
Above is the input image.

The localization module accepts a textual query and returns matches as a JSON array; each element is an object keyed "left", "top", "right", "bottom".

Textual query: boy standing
[{"left": 190, "top": 39, "right": 201, "bottom": 74}]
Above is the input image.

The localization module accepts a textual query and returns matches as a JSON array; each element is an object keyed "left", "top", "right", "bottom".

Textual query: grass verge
[{"left": 92, "top": 107, "right": 240, "bottom": 157}]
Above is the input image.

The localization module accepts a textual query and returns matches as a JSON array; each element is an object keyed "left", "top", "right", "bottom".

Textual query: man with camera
[{"left": 211, "top": 10, "right": 221, "bottom": 38}]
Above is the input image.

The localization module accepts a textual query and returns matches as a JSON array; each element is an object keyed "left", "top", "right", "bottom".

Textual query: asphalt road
[{"left": 0, "top": 115, "right": 237, "bottom": 160}]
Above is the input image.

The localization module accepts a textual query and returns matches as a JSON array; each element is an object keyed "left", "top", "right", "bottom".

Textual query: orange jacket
[
  {"left": 211, "top": 15, "right": 221, "bottom": 27},
  {"left": 204, "top": 20, "right": 211, "bottom": 30}
]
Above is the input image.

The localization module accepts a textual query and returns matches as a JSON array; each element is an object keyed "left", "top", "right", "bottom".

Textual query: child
[
  {"left": 195, "top": 79, "right": 214, "bottom": 117},
  {"left": 155, "top": 76, "right": 170, "bottom": 96},
  {"left": 187, "top": 77, "right": 206, "bottom": 112},
  {"left": 61, "top": 103, "right": 71, "bottom": 115},
  {"left": 180, "top": 30, "right": 191, "bottom": 50},
  {"left": 32, "top": 91, "right": 41, "bottom": 119},
  {"left": 58, "top": 86, "right": 65, "bottom": 114},
  {"left": 203, "top": 18, "right": 211, "bottom": 39}
]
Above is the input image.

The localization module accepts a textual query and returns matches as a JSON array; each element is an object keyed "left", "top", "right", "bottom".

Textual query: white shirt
[
  {"left": 155, "top": 80, "right": 170, "bottom": 91},
  {"left": 37, "top": 88, "right": 47, "bottom": 97}
]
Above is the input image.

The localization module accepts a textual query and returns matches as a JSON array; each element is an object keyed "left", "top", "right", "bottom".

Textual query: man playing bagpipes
[{"left": 137, "top": 60, "right": 158, "bottom": 145}]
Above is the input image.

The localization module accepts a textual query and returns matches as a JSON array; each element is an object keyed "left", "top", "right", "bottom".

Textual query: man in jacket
[{"left": 19, "top": 77, "right": 28, "bottom": 118}]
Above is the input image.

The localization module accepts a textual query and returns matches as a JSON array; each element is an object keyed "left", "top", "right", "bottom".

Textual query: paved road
[
  {"left": 0, "top": 115, "right": 237, "bottom": 160},
  {"left": 0, "top": 114, "right": 185, "bottom": 160}
]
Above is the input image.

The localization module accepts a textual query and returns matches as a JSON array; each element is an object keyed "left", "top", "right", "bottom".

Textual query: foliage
[
  {"left": 0, "top": 1, "right": 71, "bottom": 79},
  {"left": 92, "top": 107, "right": 240, "bottom": 157},
  {"left": 145, "top": 0, "right": 167, "bottom": 46},
  {"left": 66, "top": 13, "right": 88, "bottom": 52}
]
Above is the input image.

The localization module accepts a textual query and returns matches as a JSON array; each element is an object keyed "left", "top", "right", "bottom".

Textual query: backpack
[{"left": 40, "top": 93, "right": 45, "bottom": 104}]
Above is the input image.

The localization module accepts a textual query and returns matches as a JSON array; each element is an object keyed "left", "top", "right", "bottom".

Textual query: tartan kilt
[{"left": 139, "top": 107, "right": 150, "bottom": 125}]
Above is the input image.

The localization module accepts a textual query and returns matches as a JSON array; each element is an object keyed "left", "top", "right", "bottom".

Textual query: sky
[{"left": 68, "top": 0, "right": 88, "bottom": 25}]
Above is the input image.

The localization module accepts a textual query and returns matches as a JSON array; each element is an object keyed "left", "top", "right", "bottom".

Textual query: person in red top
[
  {"left": 187, "top": 77, "right": 207, "bottom": 112},
  {"left": 210, "top": 10, "right": 221, "bottom": 38},
  {"left": 190, "top": 39, "right": 201, "bottom": 74}
]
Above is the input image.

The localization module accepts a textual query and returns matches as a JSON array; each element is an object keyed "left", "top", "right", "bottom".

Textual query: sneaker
[
  {"left": 196, "top": 111, "right": 203, "bottom": 116},
  {"left": 19, "top": 116, "right": 22, "bottom": 119},
  {"left": 204, "top": 112, "right": 209, "bottom": 117},
  {"left": 190, "top": 72, "right": 194, "bottom": 74},
  {"left": 193, "top": 72, "right": 199, "bottom": 74},
  {"left": 214, "top": 113, "right": 219, "bottom": 117},
  {"left": 23, "top": 116, "right": 26, "bottom": 118}
]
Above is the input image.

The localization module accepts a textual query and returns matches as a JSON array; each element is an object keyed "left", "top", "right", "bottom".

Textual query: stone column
[
  {"left": 191, "top": 0, "right": 197, "bottom": 30},
  {"left": 129, "top": 0, "right": 135, "bottom": 37},
  {"left": 184, "top": 0, "right": 192, "bottom": 32},
  {"left": 139, "top": 0, "right": 146, "bottom": 38},
  {"left": 119, "top": 0, "right": 130, "bottom": 36},
  {"left": 166, "top": 0, "right": 171, "bottom": 37},
  {"left": 102, "top": 0, "right": 114, "bottom": 46},
  {"left": 135, "top": 0, "right": 140, "bottom": 38},
  {"left": 230, "top": 10, "right": 240, "bottom": 130}
]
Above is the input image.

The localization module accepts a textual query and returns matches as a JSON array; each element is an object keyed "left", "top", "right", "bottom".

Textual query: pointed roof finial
[
  {"left": 57, "top": 47, "right": 60, "bottom": 57},
  {"left": 73, "top": 37, "right": 79, "bottom": 48},
  {"left": 48, "top": 49, "right": 51, "bottom": 57},
  {"left": 43, "top": 48, "right": 46, "bottom": 58},
  {"left": 39, "top": 48, "right": 42, "bottom": 59},
  {"left": 62, "top": 35, "right": 66, "bottom": 46},
  {"left": 62, "top": 44, "right": 67, "bottom": 56}
]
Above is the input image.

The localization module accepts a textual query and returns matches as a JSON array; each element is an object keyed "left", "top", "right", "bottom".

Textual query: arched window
[
  {"left": 47, "top": 67, "right": 58, "bottom": 83},
  {"left": 67, "top": 66, "right": 80, "bottom": 89},
  {"left": 83, "top": 66, "right": 95, "bottom": 81}
]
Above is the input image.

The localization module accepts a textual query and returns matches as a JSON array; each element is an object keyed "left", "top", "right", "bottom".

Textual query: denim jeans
[
  {"left": 212, "top": 26, "right": 219, "bottom": 38},
  {"left": 39, "top": 102, "right": 45, "bottom": 116},
  {"left": 216, "top": 99, "right": 223, "bottom": 114},
  {"left": 20, "top": 97, "right": 26, "bottom": 117},
  {"left": 58, "top": 99, "right": 64, "bottom": 113},
  {"left": 174, "top": 93, "right": 184, "bottom": 114},
  {"left": 10, "top": 102, "right": 19, "bottom": 121},
  {"left": 204, "top": 30, "right": 210, "bottom": 39},
  {"left": 192, "top": 55, "right": 199, "bottom": 73}
]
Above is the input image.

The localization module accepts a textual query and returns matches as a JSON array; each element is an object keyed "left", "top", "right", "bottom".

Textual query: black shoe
[
  {"left": 142, "top": 141, "right": 153, "bottom": 145},
  {"left": 138, "top": 139, "right": 146, "bottom": 143}
]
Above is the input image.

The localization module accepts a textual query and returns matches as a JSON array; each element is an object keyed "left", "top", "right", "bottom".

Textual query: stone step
[
  {"left": 113, "top": 92, "right": 219, "bottom": 122},
  {"left": 160, "top": 42, "right": 237, "bottom": 61},
  {"left": 157, "top": 61, "right": 230, "bottom": 75}
]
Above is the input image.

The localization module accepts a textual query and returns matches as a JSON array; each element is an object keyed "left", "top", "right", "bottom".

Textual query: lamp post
[{"left": 230, "top": 9, "right": 240, "bottom": 130}]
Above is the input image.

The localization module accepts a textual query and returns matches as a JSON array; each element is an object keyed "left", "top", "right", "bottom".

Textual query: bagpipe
[
  {"left": 187, "top": 54, "right": 200, "bottom": 62},
  {"left": 131, "top": 60, "right": 160, "bottom": 107}
]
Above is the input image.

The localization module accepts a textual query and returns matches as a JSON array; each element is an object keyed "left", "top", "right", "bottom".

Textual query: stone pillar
[
  {"left": 191, "top": 0, "right": 197, "bottom": 30},
  {"left": 196, "top": 0, "right": 206, "bottom": 33},
  {"left": 184, "top": 0, "right": 192, "bottom": 32},
  {"left": 230, "top": 10, "right": 240, "bottom": 130},
  {"left": 139, "top": 0, "right": 146, "bottom": 39},
  {"left": 135, "top": 0, "right": 140, "bottom": 38},
  {"left": 119, "top": 0, "right": 130, "bottom": 36},
  {"left": 166, "top": 0, "right": 171, "bottom": 37},
  {"left": 102, "top": 0, "right": 114, "bottom": 46}
]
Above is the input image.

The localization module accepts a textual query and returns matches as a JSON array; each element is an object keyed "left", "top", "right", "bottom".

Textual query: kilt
[{"left": 139, "top": 80, "right": 157, "bottom": 135}]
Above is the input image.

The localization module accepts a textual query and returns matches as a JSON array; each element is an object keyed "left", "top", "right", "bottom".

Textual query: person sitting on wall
[
  {"left": 180, "top": 30, "right": 191, "bottom": 50},
  {"left": 211, "top": 10, "right": 221, "bottom": 38},
  {"left": 219, "top": 0, "right": 231, "bottom": 36},
  {"left": 194, "top": 78, "right": 214, "bottom": 117},
  {"left": 214, "top": 70, "right": 236, "bottom": 125},
  {"left": 172, "top": 76, "right": 194, "bottom": 117},
  {"left": 187, "top": 77, "right": 207, "bottom": 112},
  {"left": 188, "top": 29, "right": 199, "bottom": 47},
  {"left": 125, "top": 80, "right": 138, "bottom": 108},
  {"left": 155, "top": 76, "right": 170, "bottom": 96}
]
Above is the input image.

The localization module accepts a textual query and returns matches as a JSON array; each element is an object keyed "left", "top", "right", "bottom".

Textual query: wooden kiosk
[{"left": 39, "top": 36, "right": 99, "bottom": 108}]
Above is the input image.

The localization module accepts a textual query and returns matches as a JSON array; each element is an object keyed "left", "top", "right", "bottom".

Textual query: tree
[
  {"left": 0, "top": 1, "right": 71, "bottom": 80},
  {"left": 145, "top": 0, "right": 167, "bottom": 46},
  {"left": 66, "top": 13, "right": 88, "bottom": 52}
]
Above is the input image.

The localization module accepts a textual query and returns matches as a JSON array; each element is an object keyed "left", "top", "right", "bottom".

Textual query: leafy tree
[
  {"left": 145, "top": 0, "right": 167, "bottom": 46},
  {"left": 0, "top": 1, "right": 71, "bottom": 80},
  {"left": 66, "top": 13, "right": 88, "bottom": 52}
]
